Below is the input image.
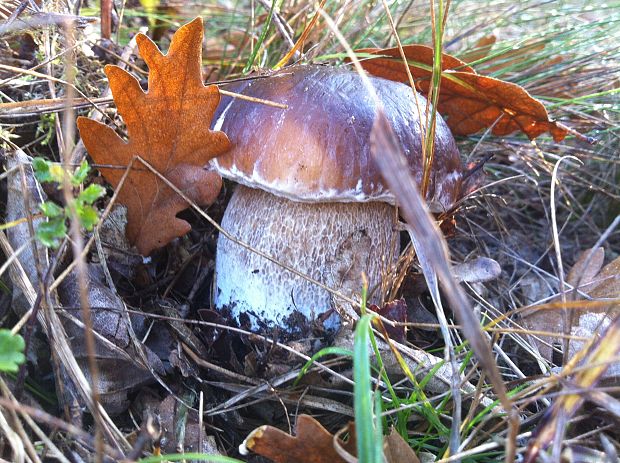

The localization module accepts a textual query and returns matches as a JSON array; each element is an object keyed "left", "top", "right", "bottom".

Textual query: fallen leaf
[
  {"left": 565, "top": 247, "right": 606, "bottom": 330},
  {"left": 384, "top": 428, "right": 420, "bottom": 463},
  {"left": 241, "top": 415, "right": 356, "bottom": 463},
  {"left": 57, "top": 265, "right": 166, "bottom": 415},
  {"left": 370, "top": 299, "right": 408, "bottom": 343},
  {"left": 357, "top": 45, "right": 569, "bottom": 141},
  {"left": 432, "top": 71, "right": 568, "bottom": 140},
  {"left": 588, "top": 255, "right": 620, "bottom": 302},
  {"left": 522, "top": 247, "right": 620, "bottom": 364},
  {"left": 357, "top": 44, "right": 474, "bottom": 82},
  {"left": 96, "top": 205, "right": 142, "bottom": 280},
  {"left": 242, "top": 415, "right": 424, "bottom": 463},
  {"left": 78, "top": 18, "right": 230, "bottom": 255},
  {"left": 566, "top": 247, "right": 605, "bottom": 293},
  {"left": 5, "top": 150, "right": 164, "bottom": 416}
]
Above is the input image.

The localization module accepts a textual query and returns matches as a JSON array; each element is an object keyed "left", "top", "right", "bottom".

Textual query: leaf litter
[
  {"left": 5, "top": 150, "right": 164, "bottom": 418},
  {"left": 522, "top": 246, "right": 620, "bottom": 376}
]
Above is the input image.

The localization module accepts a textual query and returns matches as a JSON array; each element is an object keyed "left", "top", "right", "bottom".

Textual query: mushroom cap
[{"left": 212, "top": 65, "right": 462, "bottom": 211}]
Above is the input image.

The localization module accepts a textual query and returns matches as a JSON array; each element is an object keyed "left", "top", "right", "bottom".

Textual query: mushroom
[{"left": 211, "top": 65, "right": 462, "bottom": 336}]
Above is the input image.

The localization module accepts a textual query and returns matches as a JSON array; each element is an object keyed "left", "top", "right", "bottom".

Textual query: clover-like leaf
[
  {"left": 36, "top": 218, "right": 67, "bottom": 248},
  {"left": 0, "top": 329, "right": 26, "bottom": 373},
  {"left": 39, "top": 201, "right": 63, "bottom": 218},
  {"left": 78, "top": 184, "right": 105, "bottom": 205}
]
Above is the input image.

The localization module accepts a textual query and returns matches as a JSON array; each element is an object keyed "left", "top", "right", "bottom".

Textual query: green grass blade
[
  {"left": 354, "top": 313, "right": 383, "bottom": 463},
  {"left": 243, "top": 0, "right": 282, "bottom": 72},
  {"left": 293, "top": 347, "right": 353, "bottom": 386}
]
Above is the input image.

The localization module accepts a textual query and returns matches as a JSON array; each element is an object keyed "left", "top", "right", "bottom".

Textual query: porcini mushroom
[{"left": 211, "top": 65, "right": 462, "bottom": 336}]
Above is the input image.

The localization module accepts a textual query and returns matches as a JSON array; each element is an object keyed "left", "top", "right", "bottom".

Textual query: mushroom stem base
[{"left": 214, "top": 186, "right": 400, "bottom": 335}]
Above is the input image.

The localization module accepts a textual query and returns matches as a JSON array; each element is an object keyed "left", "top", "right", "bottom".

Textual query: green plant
[
  {"left": 32, "top": 158, "right": 105, "bottom": 248},
  {"left": 352, "top": 285, "right": 384, "bottom": 463},
  {"left": 0, "top": 329, "right": 25, "bottom": 373},
  {"left": 353, "top": 312, "right": 384, "bottom": 463}
]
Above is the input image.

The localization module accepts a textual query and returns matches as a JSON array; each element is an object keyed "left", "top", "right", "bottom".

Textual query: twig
[
  {"left": 12, "top": 161, "right": 52, "bottom": 401},
  {"left": 0, "top": 379, "right": 46, "bottom": 463},
  {"left": 59, "top": 20, "right": 105, "bottom": 462},
  {"left": 0, "top": 405, "right": 26, "bottom": 463},
  {"left": 218, "top": 89, "right": 287, "bottom": 109},
  {"left": 0, "top": 64, "right": 107, "bottom": 120},
  {"left": 5, "top": 0, "right": 31, "bottom": 26},
  {"left": 0, "top": 12, "right": 95, "bottom": 35}
]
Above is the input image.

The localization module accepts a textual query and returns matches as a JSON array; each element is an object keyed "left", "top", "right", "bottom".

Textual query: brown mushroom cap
[{"left": 212, "top": 65, "right": 462, "bottom": 211}]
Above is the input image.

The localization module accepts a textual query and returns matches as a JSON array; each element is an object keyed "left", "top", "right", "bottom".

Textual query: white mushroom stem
[{"left": 215, "top": 185, "right": 400, "bottom": 334}]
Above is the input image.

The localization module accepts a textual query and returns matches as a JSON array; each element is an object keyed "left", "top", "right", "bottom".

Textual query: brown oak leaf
[
  {"left": 242, "top": 415, "right": 421, "bottom": 463},
  {"left": 358, "top": 44, "right": 475, "bottom": 79},
  {"left": 357, "top": 45, "right": 569, "bottom": 141},
  {"left": 242, "top": 415, "right": 356, "bottom": 463},
  {"left": 77, "top": 17, "right": 230, "bottom": 255}
]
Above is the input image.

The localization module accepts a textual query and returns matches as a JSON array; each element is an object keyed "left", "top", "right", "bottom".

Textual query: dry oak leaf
[
  {"left": 357, "top": 45, "right": 569, "bottom": 141},
  {"left": 77, "top": 17, "right": 230, "bottom": 255},
  {"left": 240, "top": 415, "right": 357, "bottom": 463},
  {"left": 241, "top": 415, "right": 421, "bottom": 463}
]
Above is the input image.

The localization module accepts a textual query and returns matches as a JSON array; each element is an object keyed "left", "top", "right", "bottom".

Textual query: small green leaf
[
  {"left": 78, "top": 184, "right": 105, "bottom": 205},
  {"left": 36, "top": 218, "right": 67, "bottom": 248},
  {"left": 33, "top": 158, "right": 67, "bottom": 185},
  {"left": 32, "top": 157, "right": 52, "bottom": 183},
  {"left": 0, "top": 329, "right": 26, "bottom": 373},
  {"left": 76, "top": 203, "right": 99, "bottom": 230},
  {"left": 72, "top": 159, "right": 90, "bottom": 186},
  {"left": 48, "top": 164, "right": 67, "bottom": 184},
  {"left": 39, "top": 201, "right": 63, "bottom": 218}
]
